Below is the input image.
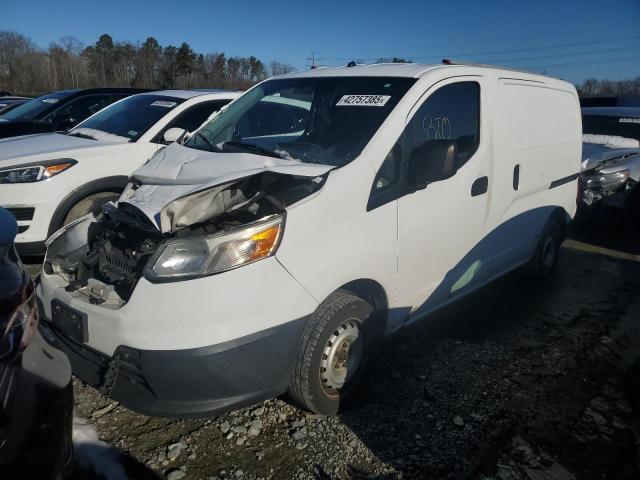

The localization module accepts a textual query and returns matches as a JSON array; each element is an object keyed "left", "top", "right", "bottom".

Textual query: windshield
[
  {"left": 186, "top": 76, "right": 416, "bottom": 167},
  {"left": 0, "top": 91, "right": 73, "bottom": 122},
  {"left": 582, "top": 114, "right": 640, "bottom": 142},
  {"left": 69, "top": 94, "right": 184, "bottom": 142}
]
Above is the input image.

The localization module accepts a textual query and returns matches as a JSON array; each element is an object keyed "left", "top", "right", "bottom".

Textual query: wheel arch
[
  {"left": 549, "top": 206, "right": 571, "bottom": 240},
  {"left": 47, "top": 175, "right": 130, "bottom": 237},
  {"left": 332, "top": 278, "right": 389, "bottom": 338}
]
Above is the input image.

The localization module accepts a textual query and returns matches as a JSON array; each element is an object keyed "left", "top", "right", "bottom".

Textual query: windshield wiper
[
  {"left": 221, "top": 141, "right": 286, "bottom": 160},
  {"left": 67, "top": 131, "right": 96, "bottom": 140},
  {"left": 194, "top": 132, "right": 217, "bottom": 152}
]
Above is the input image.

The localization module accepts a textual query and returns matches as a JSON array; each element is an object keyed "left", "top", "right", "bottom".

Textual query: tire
[
  {"left": 526, "top": 217, "right": 562, "bottom": 279},
  {"left": 289, "top": 290, "right": 379, "bottom": 415},
  {"left": 573, "top": 204, "right": 594, "bottom": 223},
  {"left": 624, "top": 186, "right": 640, "bottom": 224},
  {"left": 63, "top": 192, "right": 120, "bottom": 225}
]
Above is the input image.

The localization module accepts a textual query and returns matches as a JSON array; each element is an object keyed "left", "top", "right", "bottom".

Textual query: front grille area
[{"left": 7, "top": 207, "right": 35, "bottom": 222}]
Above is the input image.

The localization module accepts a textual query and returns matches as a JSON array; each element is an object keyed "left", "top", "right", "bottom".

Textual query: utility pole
[{"left": 306, "top": 51, "right": 323, "bottom": 69}]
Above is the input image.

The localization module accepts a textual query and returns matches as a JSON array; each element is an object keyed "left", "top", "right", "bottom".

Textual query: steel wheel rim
[{"left": 320, "top": 318, "right": 363, "bottom": 392}]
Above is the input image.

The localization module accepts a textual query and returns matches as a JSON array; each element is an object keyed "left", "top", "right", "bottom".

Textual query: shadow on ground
[{"left": 337, "top": 215, "right": 640, "bottom": 479}]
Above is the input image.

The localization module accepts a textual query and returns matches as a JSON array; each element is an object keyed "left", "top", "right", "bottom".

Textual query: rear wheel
[
  {"left": 624, "top": 186, "right": 640, "bottom": 223},
  {"left": 526, "top": 218, "right": 562, "bottom": 279},
  {"left": 63, "top": 192, "right": 120, "bottom": 225},
  {"left": 289, "top": 291, "right": 378, "bottom": 415}
]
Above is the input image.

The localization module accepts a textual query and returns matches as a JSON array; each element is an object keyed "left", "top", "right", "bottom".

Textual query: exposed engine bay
[{"left": 44, "top": 172, "right": 325, "bottom": 306}]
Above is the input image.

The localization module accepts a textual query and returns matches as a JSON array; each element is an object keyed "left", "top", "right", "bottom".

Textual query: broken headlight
[
  {"left": 145, "top": 215, "right": 284, "bottom": 281},
  {"left": 582, "top": 169, "right": 630, "bottom": 193}
]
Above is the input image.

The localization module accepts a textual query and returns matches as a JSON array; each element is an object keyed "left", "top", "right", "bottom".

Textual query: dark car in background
[
  {"left": 580, "top": 96, "right": 640, "bottom": 108},
  {"left": 0, "top": 96, "right": 31, "bottom": 115},
  {"left": 0, "top": 207, "right": 74, "bottom": 478},
  {"left": 0, "top": 87, "right": 151, "bottom": 139}
]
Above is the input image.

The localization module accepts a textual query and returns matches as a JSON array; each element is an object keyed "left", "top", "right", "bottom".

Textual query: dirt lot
[{"left": 31, "top": 219, "right": 640, "bottom": 480}]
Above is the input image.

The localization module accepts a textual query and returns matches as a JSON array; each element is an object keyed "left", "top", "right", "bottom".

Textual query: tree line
[
  {"left": 0, "top": 31, "right": 295, "bottom": 95},
  {"left": 576, "top": 77, "right": 640, "bottom": 97}
]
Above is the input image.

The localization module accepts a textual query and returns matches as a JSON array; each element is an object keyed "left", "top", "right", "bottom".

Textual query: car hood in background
[
  {"left": 581, "top": 142, "right": 640, "bottom": 171},
  {"left": 0, "top": 120, "right": 57, "bottom": 139},
  {"left": 0, "top": 133, "right": 132, "bottom": 169}
]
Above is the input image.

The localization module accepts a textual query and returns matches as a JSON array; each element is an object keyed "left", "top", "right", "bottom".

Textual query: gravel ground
[{"left": 30, "top": 220, "right": 640, "bottom": 480}]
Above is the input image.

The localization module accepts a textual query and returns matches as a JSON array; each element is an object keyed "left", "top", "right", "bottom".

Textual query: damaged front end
[
  {"left": 580, "top": 143, "right": 640, "bottom": 209},
  {"left": 44, "top": 170, "right": 326, "bottom": 307},
  {"left": 580, "top": 168, "right": 634, "bottom": 208}
]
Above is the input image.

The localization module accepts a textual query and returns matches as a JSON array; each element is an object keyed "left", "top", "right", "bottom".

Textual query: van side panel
[{"left": 486, "top": 79, "right": 581, "bottom": 274}]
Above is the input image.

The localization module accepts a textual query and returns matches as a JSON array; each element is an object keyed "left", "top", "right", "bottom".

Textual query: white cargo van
[{"left": 37, "top": 62, "right": 581, "bottom": 417}]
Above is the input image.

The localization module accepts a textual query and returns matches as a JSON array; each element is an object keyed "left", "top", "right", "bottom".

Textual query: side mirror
[
  {"left": 55, "top": 116, "right": 76, "bottom": 129},
  {"left": 409, "top": 139, "right": 457, "bottom": 189},
  {"left": 163, "top": 127, "right": 187, "bottom": 144}
]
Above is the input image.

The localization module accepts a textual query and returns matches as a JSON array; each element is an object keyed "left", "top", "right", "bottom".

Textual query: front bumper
[
  {"left": 36, "top": 255, "right": 319, "bottom": 417},
  {"left": 39, "top": 313, "right": 307, "bottom": 418},
  {"left": 0, "top": 179, "right": 70, "bottom": 251}
]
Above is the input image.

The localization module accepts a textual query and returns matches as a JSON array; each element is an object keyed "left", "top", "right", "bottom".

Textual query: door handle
[
  {"left": 513, "top": 164, "right": 520, "bottom": 191},
  {"left": 471, "top": 176, "right": 488, "bottom": 197}
]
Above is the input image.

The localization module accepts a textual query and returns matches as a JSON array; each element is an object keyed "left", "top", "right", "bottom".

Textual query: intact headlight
[
  {"left": 0, "top": 159, "right": 76, "bottom": 184},
  {"left": 145, "top": 215, "right": 284, "bottom": 281}
]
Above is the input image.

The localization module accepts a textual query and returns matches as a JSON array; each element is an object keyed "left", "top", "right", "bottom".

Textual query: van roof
[{"left": 274, "top": 62, "right": 561, "bottom": 83}]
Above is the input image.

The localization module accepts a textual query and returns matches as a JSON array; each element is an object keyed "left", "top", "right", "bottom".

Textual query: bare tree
[
  {"left": 0, "top": 29, "right": 290, "bottom": 95},
  {"left": 269, "top": 61, "right": 295, "bottom": 77}
]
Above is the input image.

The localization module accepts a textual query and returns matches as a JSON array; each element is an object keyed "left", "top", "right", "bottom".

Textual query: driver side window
[
  {"left": 368, "top": 81, "right": 480, "bottom": 210},
  {"left": 406, "top": 82, "right": 480, "bottom": 179},
  {"left": 45, "top": 94, "right": 112, "bottom": 128}
]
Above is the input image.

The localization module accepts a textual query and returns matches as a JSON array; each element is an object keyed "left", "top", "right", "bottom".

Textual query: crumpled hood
[
  {"left": 581, "top": 142, "right": 640, "bottom": 171},
  {"left": 0, "top": 132, "right": 128, "bottom": 168},
  {"left": 123, "top": 142, "right": 333, "bottom": 233},
  {"left": 132, "top": 142, "right": 333, "bottom": 185}
]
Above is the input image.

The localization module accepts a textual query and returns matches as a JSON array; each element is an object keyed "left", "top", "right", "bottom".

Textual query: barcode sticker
[
  {"left": 336, "top": 95, "right": 391, "bottom": 107},
  {"left": 151, "top": 101, "right": 178, "bottom": 108}
]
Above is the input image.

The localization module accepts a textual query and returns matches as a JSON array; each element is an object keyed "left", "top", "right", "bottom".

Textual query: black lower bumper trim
[
  {"left": 39, "top": 315, "right": 308, "bottom": 418},
  {"left": 15, "top": 240, "right": 46, "bottom": 257}
]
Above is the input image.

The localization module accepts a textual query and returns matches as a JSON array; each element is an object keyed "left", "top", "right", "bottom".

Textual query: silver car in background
[{"left": 580, "top": 107, "right": 640, "bottom": 218}]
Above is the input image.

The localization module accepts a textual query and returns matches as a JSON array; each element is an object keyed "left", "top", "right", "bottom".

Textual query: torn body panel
[
  {"left": 122, "top": 142, "right": 333, "bottom": 233},
  {"left": 580, "top": 140, "right": 640, "bottom": 208}
]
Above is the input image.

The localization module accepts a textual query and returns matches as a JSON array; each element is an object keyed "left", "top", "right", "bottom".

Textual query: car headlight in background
[
  {"left": 145, "top": 215, "right": 284, "bottom": 281},
  {"left": 0, "top": 159, "right": 77, "bottom": 184}
]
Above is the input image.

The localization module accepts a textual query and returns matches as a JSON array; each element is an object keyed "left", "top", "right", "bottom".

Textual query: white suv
[
  {"left": 38, "top": 63, "right": 581, "bottom": 417},
  {"left": 0, "top": 90, "right": 239, "bottom": 255}
]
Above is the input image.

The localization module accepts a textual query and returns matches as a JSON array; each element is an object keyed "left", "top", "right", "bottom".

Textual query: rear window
[{"left": 582, "top": 114, "right": 640, "bottom": 141}]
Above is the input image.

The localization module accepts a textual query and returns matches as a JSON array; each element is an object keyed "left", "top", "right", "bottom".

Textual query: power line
[
  {"left": 320, "top": 33, "right": 640, "bottom": 63},
  {"left": 476, "top": 45, "right": 639, "bottom": 65},
  {"left": 512, "top": 55, "right": 640, "bottom": 72}
]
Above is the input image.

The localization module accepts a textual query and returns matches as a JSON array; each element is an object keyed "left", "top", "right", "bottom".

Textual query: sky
[{"left": 1, "top": 0, "right": 638, "bottom": 84}]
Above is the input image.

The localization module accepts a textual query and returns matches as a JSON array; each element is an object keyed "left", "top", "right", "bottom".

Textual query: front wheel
[
  {"left": 63, "top": 192, "right": 120, "bottom": 225},
  {"left": 289, "top": 291, "right": 379, "bottom": 415}
]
